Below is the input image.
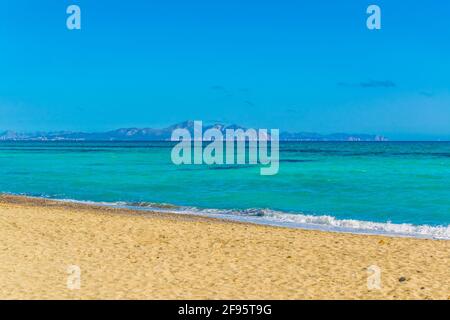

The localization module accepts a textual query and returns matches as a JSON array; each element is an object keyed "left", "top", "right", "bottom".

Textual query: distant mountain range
[{"left": 0, "top": 121, "right": 388, "bottom": 142}]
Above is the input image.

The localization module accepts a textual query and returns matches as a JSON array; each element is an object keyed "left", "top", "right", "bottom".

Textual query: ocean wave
[
  {"left": 178, "top": 207, "right": 450, "bottom": 240},
  {"left": 55, "top": 199, "right": 450, "bottom": 240},
  {"left": 6, "top": 194, "right": 450, "bottom": 240}
]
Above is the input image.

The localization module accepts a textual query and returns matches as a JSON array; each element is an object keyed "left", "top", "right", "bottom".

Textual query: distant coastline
[{"left": 0, "top": 120, "right": 388, "bottom": 142}]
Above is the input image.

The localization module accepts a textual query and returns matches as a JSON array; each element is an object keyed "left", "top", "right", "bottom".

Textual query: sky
[{"left": 0, "top": 0, "right": 449, "bottom": 140}]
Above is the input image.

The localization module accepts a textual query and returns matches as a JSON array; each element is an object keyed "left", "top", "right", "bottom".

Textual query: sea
[{"left": 1, "top": 141, "right": 449, "bottom": 239}]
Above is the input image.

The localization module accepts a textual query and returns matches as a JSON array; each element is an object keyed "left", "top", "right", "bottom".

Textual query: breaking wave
[{"left": 55, "top": 198, "right": 450, "bottom": 240}]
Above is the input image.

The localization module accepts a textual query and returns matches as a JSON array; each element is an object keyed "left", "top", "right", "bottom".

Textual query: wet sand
[{"left": 0, "top": 194, "right": 448, "bottom": 299}]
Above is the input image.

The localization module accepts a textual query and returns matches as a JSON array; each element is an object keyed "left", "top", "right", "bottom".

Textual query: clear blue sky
[{"left": 0, "top": 0, "right": 449, "bottom": 140}]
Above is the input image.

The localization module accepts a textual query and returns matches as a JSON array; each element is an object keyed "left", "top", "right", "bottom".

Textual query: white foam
[
  {"left": 257, "top": 209, "right": 450, "bottom": 239},
  {"left": 171, "top": 207, "right": 450, "bottom": 240},
  {"left": 34, "top": 196, "right": 450, "bottom": 240}
]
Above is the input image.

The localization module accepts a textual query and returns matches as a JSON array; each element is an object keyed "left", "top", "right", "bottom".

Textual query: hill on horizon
[{"left": 0, "top": 121, "right": 388, "bottom": 142}]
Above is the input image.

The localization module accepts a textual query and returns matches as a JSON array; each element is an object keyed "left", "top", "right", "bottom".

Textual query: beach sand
[{"left": 0, "top": 194, "right": 448, "bottom": 300}]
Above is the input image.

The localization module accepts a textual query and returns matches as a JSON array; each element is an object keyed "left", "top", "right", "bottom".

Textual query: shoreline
[
  {"left": 0, "top": 194, "right": 449, "bottom": 299},
  {"left": 3, "top": 193, "right": 450, "bottom": 240}
]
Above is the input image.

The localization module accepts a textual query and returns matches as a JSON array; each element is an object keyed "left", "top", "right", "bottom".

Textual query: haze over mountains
[{"left": 0, "top": 121, "right": 388, "bottom": 142}]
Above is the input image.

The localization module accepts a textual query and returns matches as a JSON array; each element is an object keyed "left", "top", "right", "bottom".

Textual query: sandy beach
[{"left": 0, "top": 194, "right": 448, "bottom": 300}]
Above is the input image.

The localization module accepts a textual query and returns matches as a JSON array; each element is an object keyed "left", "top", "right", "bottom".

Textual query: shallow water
[{"left": 1, "top": 141, "right": 449, "bottom": 238}]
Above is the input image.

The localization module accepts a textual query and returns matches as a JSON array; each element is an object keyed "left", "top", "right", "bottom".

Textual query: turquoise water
[{"left": 1, "top": 141, "right": 449, "bottom": 238}]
